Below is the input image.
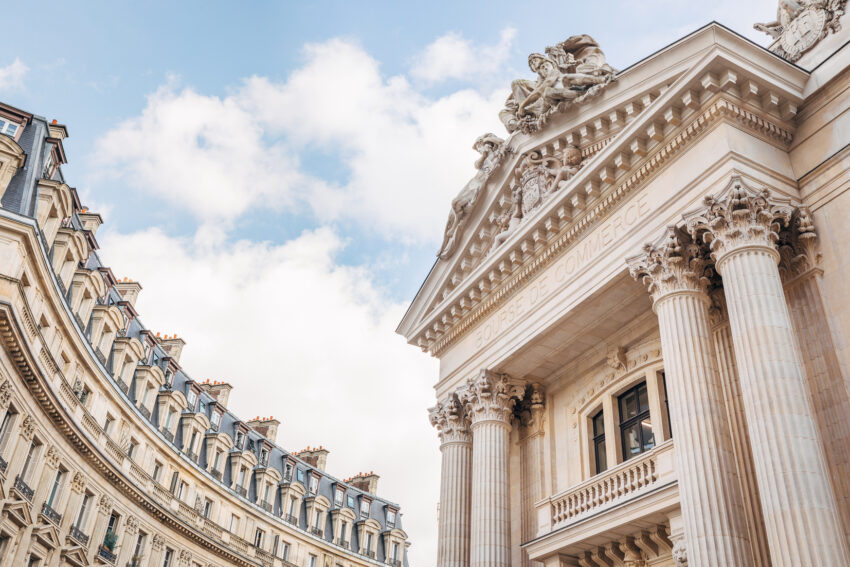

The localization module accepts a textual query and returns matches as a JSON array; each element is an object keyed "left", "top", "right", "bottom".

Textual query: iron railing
[
  {"left": 14, "top": 475, "right": 34, "bottom": 501},
  {"left": 41, "top": 502, "right": 62, "bottom": 525},
  {"left": 69, "top": 525, "right": 90, "bottom": 547}
]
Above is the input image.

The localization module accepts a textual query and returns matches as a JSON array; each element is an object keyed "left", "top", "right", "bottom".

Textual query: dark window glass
[
  {"left": 618, "top": 382, "right": 655, "bottom": 461},
  {"left": 592, "top": 410, "right": 607, "bottom": 473}
]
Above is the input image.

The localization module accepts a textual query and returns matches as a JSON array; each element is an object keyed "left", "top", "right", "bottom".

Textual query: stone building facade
[
  {"left": 0, "top": 105, "right": 409, "bottom": 565},
  {"left": 399, "top": 5, "right": 850, "bottom": 567}
]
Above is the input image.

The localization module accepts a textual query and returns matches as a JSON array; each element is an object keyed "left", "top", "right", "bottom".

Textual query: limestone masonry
[
  {"left": 0, "top": 86, "right": 410, "bottom": 567},
  {"left": 398, "top": 2, "right": 850, "bottom": 566}
]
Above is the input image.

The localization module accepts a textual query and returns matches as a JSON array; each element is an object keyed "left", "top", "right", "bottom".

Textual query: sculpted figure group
[{"left": 499, "top": 34, "right": 616, "bottom": 135}]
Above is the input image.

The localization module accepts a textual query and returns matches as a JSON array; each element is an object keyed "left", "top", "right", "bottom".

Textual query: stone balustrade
[{"left": 547, "top": 439, "right": 674, "bottom": 529}]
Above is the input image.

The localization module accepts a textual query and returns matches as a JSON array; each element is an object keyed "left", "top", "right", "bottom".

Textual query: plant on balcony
[{"left": 102, "top": 529, "right": 118, "bottom": 552}]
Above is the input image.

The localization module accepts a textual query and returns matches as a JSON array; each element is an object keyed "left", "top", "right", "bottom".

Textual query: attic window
[
  {"left": 387, "top": 509, "right": 396, "bottom": 527},
  {"left": 0, "top": 118, "right": 19, "bottom": 139},
  {"left": 211, "top": 411, "right": 221, "bottom": 428}
]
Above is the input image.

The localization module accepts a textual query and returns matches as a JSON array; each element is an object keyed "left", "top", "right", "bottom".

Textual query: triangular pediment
[
  {"left": 3, "top": 498, "right": 33, "bottom": 527},
  {"left": 33, "top": 522, "right": 62, "bottom": 548},
  {"left": 61, "top": 545, "right": 91, "bottom": 567},
  {"left": 398, "top": 22, "right": 808, "bottom": 355}
]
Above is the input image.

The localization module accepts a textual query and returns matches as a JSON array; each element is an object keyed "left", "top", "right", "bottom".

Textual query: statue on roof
[
  {"left": 755, "top": 0, "right": 848, "bottom": 61},
  {"left": 499, "top": 35, "right": 616, "bottom": 134},
  {"left": 438, "top": 133, "right": 508, "bottom": 260}
]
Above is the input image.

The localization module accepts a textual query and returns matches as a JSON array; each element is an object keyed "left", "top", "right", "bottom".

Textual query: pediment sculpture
[
  {"left": 493, "top": 144, "right": 584, "bottom": 249},
  {"left": 755, "top": 0, "right": 847, "bottom": 60},
  {"left": 438, "top": 133, "right": 509, "bottom": 260},
  {"left": 499, "top": 35, "right": 616, "bottom": 134}
]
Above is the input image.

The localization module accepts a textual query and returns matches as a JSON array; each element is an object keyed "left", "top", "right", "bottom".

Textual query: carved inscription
[{"left": 473, "top": 193, "right": 650, "bottom": 349}]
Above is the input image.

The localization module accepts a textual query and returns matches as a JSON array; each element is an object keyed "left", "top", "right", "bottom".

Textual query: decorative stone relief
[
  {"left": 438, "top": 134, "right": 510, "bottom": 260},
  {"left": 45, "top": 445, "right": 61, "bottom": 468},
  {"left": 606, "top": 346, "right": 628, "bottom": 371},
  {"left": 178, "top": 550, "right": 192, "bottom": 566},
  {"left": 671, "top": 540, "right": 688, "bottom": 567},
  {"left": 461, "top": 370, "right": 526, "bottom": 424},
  {"left": 627, "top": 226, "right": 711, "bottom": 303},
  {"left": 684, "top": 177, "right": 794, "bottom": 264},
  {"left": 492, "top": 144, "right": 584, "bottom": 250},
  {"left": 755, "top": 0, "right": 847, "bottom": 61},
  {"left": 0, "top": 379, "right": 10, "bottom": 410},
  {"left": 20, "top": 414, "right": 35, "bottom": 440},
  {"left": 125, "top": 515, "right": 139, "bottom": 536},
  {"left": 70, "top": 471, "right": 86, "bottom": 494},
  {"left": 778, "top": 206, "right": 821, "bottom": 281},
  {"left": 98, "top": 494, "right": 113, "bottom": 515},
  {"left": 513, "top": 383, "right": 545, "bottom": 432},
  {"left": 152, "top": 534, "right": 165, "bottom": 551},
  {"left": 428, "top": 394, "right": 472, "bottom": 444},
  {"left": 499, "top": 35, "right": 616, "bottom": 134}
]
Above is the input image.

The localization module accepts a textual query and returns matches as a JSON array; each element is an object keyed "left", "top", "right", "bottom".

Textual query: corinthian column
[
  {"left": 628, "top": 226, "right": 752, "bottom": 566},
  {"left": 686, "top": 178, "right": 850, "bottom": 565},
  {"left": 462, "top": 370, "right": 523, "bottom": 567},
  {"left": 429, "top": 394, "right": 473, "bottom": 567}
]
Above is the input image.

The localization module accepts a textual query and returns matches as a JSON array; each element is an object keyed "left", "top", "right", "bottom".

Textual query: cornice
[
  {"left": 422, "top": 91, "right": 795, "bottom": 357},
  {"left": 0, "top": 301, "right": 254, "bottom": 566}
]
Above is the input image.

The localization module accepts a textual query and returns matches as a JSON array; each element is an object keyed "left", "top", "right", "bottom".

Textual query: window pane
[
  {"left": 641, "top": 419, "right": 655, "bottom": 451},
  {"left": 620, "top": 390, "right": 637, "bottom": 420},
  {"left": 592, "top": 411, "right": 604, "bottom": 436},
  {"left": 595, "top": 439, "right": 607, "bottom": 473},
  {"left": 638, "top": 384, "right": 650, "bottom": 413},
  {"left": 622, "top": 423, "right": 641, "bottom": 458}
]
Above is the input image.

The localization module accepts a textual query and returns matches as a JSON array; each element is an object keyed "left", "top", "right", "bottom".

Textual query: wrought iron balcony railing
[
  {"left": 14, "top": 475, "right": 34, "bottom": 501},
  {"left": 0, "top": 455, "right": 7, "bottom": 474},
  {"left": 310, "top": 527, "right": 323, "bottom": 537},
  {"left": 69, "top": 524, "right": 90, "bottom": 547},
  {"left": 139, "top": 405, "right": 151, "bottom": 420},
  {"left": 260, "top": 500, "right": 273, "bottom": 513},
  {"left": 235, "top": 486, "right": 248, "bottom": 498},
  {"left": 285, "top": 514, "right": 298, "bottom": 525},
  {"left": 211, "top": 468, "right": 222, "bottom": 481},
  {"left": 97, "top": 547, "right": 117, "bottom": 564},
  {"left": 41, "top": 502, "right": 62, "bottom": 525},
  {"left": 162, "top": 429, "right": 174, "bottom": 443}
]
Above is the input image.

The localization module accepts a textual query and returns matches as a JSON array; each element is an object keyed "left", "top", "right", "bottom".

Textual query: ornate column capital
[
  {"left": 429, "top": 393, "right": 471, "bottom": 444},
  {"left": 461, "top": 370, "right": 525, "bottom": 427},
  {"left": 627, "top": 226, "right": 711, "bottom": 305},
  {"left": 778, "top": 206, "right": 821, "bottom": 282},
  {"left": 684, "top": 177, "right": 794, "bottom": 268}
]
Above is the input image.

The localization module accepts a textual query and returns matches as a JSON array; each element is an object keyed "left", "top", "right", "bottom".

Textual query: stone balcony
[{"left": 528, "top": 440, "right": 678, "bottom": 560}]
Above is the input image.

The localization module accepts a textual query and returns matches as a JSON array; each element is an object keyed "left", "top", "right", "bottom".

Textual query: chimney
[
  {"left": 115, "top": 278, "right": 142, "bottom": 308},
  {"left": 200, "top": 380, "right": 233, "bottom": 407},
  {"left": 159, "top": 334, "right": 186, "bottom": 363},
  {"left": 348, "top": 471, "right": 379, "bottom": 494},
  {"left": 297, "top": 446, "right": 329, "bottom": 471},
  {"left": 48, "top": 121, "right": 69, "bottom": 140},
  {"left": 78, "top": 210, "right": 104, "bottom": 235},
  {"left": 246, "top": 416, "right": 280, "bottom": 443}
]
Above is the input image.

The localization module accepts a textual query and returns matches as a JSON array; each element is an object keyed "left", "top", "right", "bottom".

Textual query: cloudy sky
[{"left": 1, "top": 1, "right": 778, "bottom": 563}]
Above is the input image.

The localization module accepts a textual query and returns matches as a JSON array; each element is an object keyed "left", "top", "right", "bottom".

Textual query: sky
[{"left": 0, "top": 1, "right": 778, "bottom": 564}]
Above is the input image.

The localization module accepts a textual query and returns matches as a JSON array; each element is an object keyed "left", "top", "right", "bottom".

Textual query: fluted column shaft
[
  {"left": 431, "top": 395, "right": 473, "bottom": 567},
  {"left": 470, "top": 417, "right": 511, "bottom": 567},
  {"left": 711, "top": 309, "right": 771, "bottom": 566},
  {"left": 654, "top": 290, "right": 753, "bottom": 565},
  {"left": 718, "top": 245, "right": 849, "bottom": 564},
  {"left": 629, "top": 226, "right": 753, "bottom": 566},
  {"left": 462, "top": 371, "right": 522, "bottom": 567},
  {"left": 439, "top": 437, "right": 472, "bottom": 567}
]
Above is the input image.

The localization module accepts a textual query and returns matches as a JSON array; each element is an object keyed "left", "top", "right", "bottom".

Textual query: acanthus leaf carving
[
  {"left": 500, "top": 35, "right": 616, "bottom": 134},
  {"left": 98, "top": 494, "right": 113, "bottom": 515},
  {"left": 0, "top": 379, "right": 11, "bottom": 410},
  {"left": 778, "top": 206, "right": 821, "bottom": 281},
  {"left": 627, "top": 226, "right": 711, "bottom": 304},
  {"left": 684, "top": 177, "right": 794, "bottom": 267},
  {"left": 428, "top": 393, "right": 471, "bottom": 444},
  {"left": 45, "top": 444, "right": 61, "bottom": 468},
  {"left": 152, "top": 534, "right": 165, "bottom": 551},
  {"left": 70, "top": 471, "right": 86, "bottom": 494},
  {"left": 461, "top": 370, "right": 525, "bottom": 425},
  {"left": 20, "top": 413, "right": 35, "bottom": 441}
]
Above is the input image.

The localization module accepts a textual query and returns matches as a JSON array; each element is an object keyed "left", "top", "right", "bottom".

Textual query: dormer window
[
  {"left": 297, "top": 469, "right": 304, "bottom": 483},
  {"left": 42, "top": 151, "right": 55, "bottom": 178},
  {"left": 0, "top": 118, "right": 19, "bottom": 139},
  {"left": 211, "top": 411, "right": 221, "bottom": 429},
  {"left": 164, "top": 370, "right": 173, "bottom": 387},
  {"left": 387, "top": 509, "right": 396, "bottom": 527},
  {"left": 260, "top": 448, "right": 269, "bottom": 466},
  {"left": 334, "top": 487, "right": 344, "bottom": 508},
  {"left": 346, "top": 495, "right": 355, "bottom": 509},
  {"left": 186, "top": 390, "right": 197, "bottom": 410},
  {"left": 235, "top": 431, "right": 244, "bottom": 449},
  {"left": 284, "top": 463, "right": 293, "bottom": 481},
  {"left": 360, "top": 498, "right": 371, "bottom": 517},
  {"left": 309, "top": 475, "right": 319, "bottom": 494}
]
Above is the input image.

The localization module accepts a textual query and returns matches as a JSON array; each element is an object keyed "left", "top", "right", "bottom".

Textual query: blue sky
[{"left": 0, "top": 1, "right": 777, "bottom": 563}]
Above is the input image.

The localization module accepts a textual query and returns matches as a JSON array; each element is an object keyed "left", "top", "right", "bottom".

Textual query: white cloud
[
  {"left": 410, "top": 27, "right": 517, "bottom": 85},
  {"left": 98, "top": 225, "right": 441, "bottom": 564},
  {"left": 0, "top": 58, "right": 28, "bottom": 92},
  {"left": 93, "top": 39, "right": 507, "bottom": 242}
]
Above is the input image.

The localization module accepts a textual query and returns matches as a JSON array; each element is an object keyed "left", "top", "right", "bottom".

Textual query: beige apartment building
[
  {"left": 399, "top": 3, "right": 850, "bottom": 566},
  {"left": 0, "top": 108, "right": 409, "bottom": 564}
]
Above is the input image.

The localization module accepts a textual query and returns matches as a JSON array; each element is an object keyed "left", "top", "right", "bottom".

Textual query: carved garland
[{"left": 423, "top": 95, "right": 795, "bottom": 356}]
